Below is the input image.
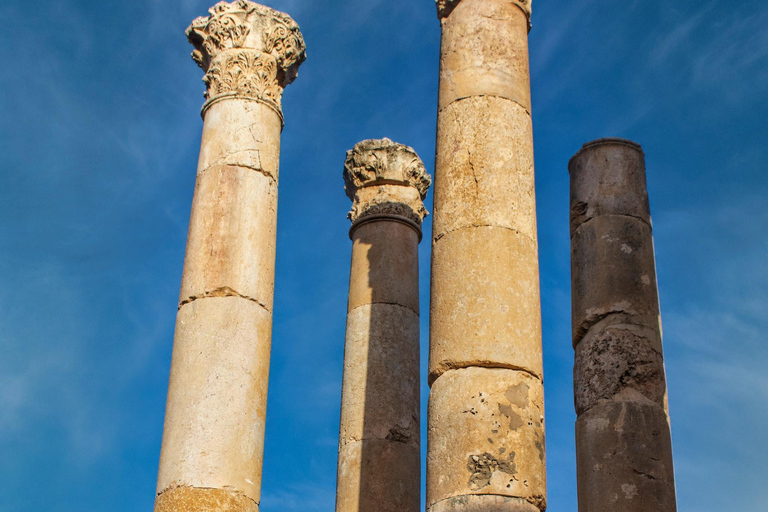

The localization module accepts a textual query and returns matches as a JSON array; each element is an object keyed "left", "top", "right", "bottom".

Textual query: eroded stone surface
[
  {"left": 427, "top": 368, "right": 546, "bottom": 511},
  {"left": 430, "top": 227, "right": 543, "bottom": 382},
  {"left": 157, "top": 297, "right": 272, "bottom": 503},
  {"left": 576, "top": 401, "right": 676, "bottom": 512},
  {"left": 155, "top": 486, "right": 259, "bottom": 512},
  {"left": 437, "top": 0, "right": 532, "bottom": 29},
  {"left": 574, "top": 322, "right": 667, "bottom": 415},
  {"left": 433, "top": 97, "right": 536, "bottom": 242},
  {"left": 438, "top": 0, "right": 531, "bottom": 110}
]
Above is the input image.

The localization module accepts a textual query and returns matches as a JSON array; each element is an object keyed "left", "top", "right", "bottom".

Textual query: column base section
[
  {"left": 155, "top": 486, "right": 258, "bottom": 512},
  {"left": 427, "top": 368, "right": 546, "bottom": 511},
  {"left": 576, "top": 400, "right": 676, "bottom": 512},
  {"left": 428, "top": 494, "right": 539, "bottom": 512},
  {"left": 336, "top": 439, "right": 420, "bottom": 512}
]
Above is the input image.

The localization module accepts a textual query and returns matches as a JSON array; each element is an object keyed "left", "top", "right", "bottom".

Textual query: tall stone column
[
  {"left": 569, "top": 138, "right": 677, "bottom": 512},
  {"left": 427, "top": 1, "right": 546, "bottom": 512},
  {"left": 154, "top": 2, "right": 305, "bottom": 511},
  {"left": 335, "top": 139, "right": 431, "bottom": 512}
]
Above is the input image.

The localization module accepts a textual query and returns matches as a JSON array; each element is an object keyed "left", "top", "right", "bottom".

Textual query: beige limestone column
[
  {"left": 335, "top": 139, "right": 431, "bottom": 512},
  {"left": 154, "top": 2, "right": 305, "bottom": 511},
  {"left": 427, "top": 1, "right": 545, "bottom": 511},
  {"left": 569, "top": 138, "right": 677, "bottom": 512}
]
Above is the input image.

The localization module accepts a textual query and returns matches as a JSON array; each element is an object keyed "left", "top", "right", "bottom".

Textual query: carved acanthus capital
[
  {"left": 344, "top": 138, "right": 432, "bottom": 230},
  {"left": 436, "top": 0, "right": 532, "bottom": 28},
  {"left": 186, "top": 0, "right": 306, "bottom": 115}
]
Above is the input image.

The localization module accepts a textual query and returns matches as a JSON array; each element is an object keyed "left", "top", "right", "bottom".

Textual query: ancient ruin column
[
  {"left": 154, "top": 2, "right": 305, "bottom": 511},
  {"left": 335, "top": 139, "right": 431, "bottom": 512},
  {"left": 569, "top": 138, "right": 677, "bottom": 512},
  {"left": 427, "top": 1, "right": 545, "bottom": 512}
]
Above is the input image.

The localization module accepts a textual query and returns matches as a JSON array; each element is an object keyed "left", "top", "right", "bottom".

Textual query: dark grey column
[{"left": 569, "top": 138, "right": 677, "bottom": 512}]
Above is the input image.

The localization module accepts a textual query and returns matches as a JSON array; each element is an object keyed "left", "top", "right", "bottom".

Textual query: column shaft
[
  {"left": 155, "top": 3, "right": 305, "bottom": 511},
  {"left": 336, "top": 139, "right": 431, "bottom": 512},
  {"left": 569, "top": 138, "right": 677, "bottom": 512},
  {"left": 428, "top": 0, "right": 546, "bottom": 511}
]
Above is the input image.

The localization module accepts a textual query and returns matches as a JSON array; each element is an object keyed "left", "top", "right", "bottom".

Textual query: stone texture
[
  {"left": 155, "top": 486, "right": 259, "bottom": 512},
  {"left": 336, "top": 139, "right": 429, "bottom": 512},
  {"left": 179, "top": 162, "right": 277, "bottom": 309},
  {"left": 437, "top": 0, "right": 531, "bottom": 111},
  {"left": 433, "top": 97, "right": 536, "bottom": 242},
  {"left": 339, "top": 304, "right": 420, "bottom": 447},
  {"left": 429, "top": 0, "right": 544, "bottom": 509},
  {"left": 574, "top": 320, "right": 667, "bottom": 416},
  {"left": 157, "top": 297, "right": 272, "bottom": 502},
  {"left": 576, "top": 401, "right": 677, "bottom": 512},
  {"left": 570, "top": 138, "right": 676, "bottom": 511},
  {"left": 430, "top": 227, "right": 542, "bottom": 383},
  {"left": 155, "top": 4, "right": 304, "bottom": 511},
  {"left": 427, "top": 368, "right": 546, "bottom": 511},
  {"left": 347, "top": 221, "right": 420, "bottom": 315},
  {"left": 428, "top": 495, "right": 539, "bottom": 512},
  {"left": 336, "top": 440, "right": 421, "bottom": 512},
  {"left": 571, "top": 215, "right": 660, "bottom": 345},
  {"left": 569, "top": 138, "right": 651, "bottom": 235}
]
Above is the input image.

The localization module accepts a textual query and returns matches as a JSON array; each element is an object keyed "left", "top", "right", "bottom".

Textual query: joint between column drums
[
  {"left": 347, "top": 300, "right": 420, "bottom": 318},
  {"left": 427, "top": 493, "right": 542, "bottom": 512},
  {"left": 428, "top": 363, "right": 543, "bottom": 388},
  {"left": 570, "top": 212, "right": 653, "bottom": 239},
  {"left": 349, "top": 215, "right": 423, "bottom": 242},
  {"left": 438, "top": 94, "right": 532, "bottom": 118},
  {"left": 201, "top": 94, "right": 285, "bottom": 129},
  {"left": 177, "top": 287, "right": 271, "bottom": 314},
  {"left": 154, "top": 485, "right": 260, "bottom": 512}
]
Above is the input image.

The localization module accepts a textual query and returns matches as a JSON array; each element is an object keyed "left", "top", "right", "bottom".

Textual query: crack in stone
[
  {"left": 432, "top": 224, "right": 535, "bottom": 245},
  {"left": 178, "top": 286, "right": 270, "bottom": 313},
  {"left": 348, "top": 300, "right": 419, "bottom": 317},
  {"left": 440, "top": 94, "right": 532, "bottom": 118},
  {"left": 571, "top": 212, "right": 652, "bottom": 238},
  {"left": 430, "top": 363, "right": 542, "bottom": 387},
  {"left": 198, "top": 161, "right": 276, "bottom": 183}
]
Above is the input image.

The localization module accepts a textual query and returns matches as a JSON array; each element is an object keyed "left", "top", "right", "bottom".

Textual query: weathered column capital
[
  {"left": 436, "top": 0, "right": 532, "bottom": 28},
  {"left": 344, "top": 138, "right": 432, "bottom": 237},
  {"left": 186, "top": 0, "right": 306, "bottom": 118}
]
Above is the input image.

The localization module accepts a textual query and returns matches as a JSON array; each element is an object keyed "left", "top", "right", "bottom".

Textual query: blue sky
[{"left": 1, "top": 0, "right": 767, "bottom": 510}]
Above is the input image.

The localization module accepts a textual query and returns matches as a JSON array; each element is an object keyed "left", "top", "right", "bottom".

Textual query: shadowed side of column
[{"left": 335, "top": 139, "right": 431, "bottom": 512}]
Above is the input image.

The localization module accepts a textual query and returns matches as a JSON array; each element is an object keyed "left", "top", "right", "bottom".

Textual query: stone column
[
  {"left": 427, "top": 1, "right": 546, "bottom": 512},
  {"left": 154, "top": 2, "right": 305, "bottom": 511},
  {"left": 569, "top": 138, "right": 677, "bottom": 512},
  {"left": 335, "top": 139, "right": 431, "bottom": 512}
]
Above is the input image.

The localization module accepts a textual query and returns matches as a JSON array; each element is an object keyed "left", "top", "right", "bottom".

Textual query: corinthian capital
[
  {"left": 436, "top": 0, "right": 532, "bottom": 27},
  {"left": 186, "top": 0, "right": 306, "bottom": 115},
  {"left": 344, "top": 138, "right": 432, "bottom": 231}
]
